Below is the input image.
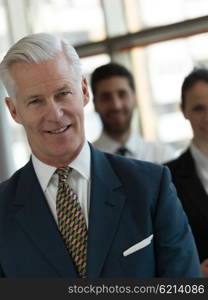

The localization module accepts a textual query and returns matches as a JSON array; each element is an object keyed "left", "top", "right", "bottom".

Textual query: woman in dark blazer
[{"left": 166, "top": 68, "right": 208, "bottom": 277}]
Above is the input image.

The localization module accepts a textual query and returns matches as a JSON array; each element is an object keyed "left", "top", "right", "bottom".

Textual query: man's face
[
  {"left": 93, "top": 76, "right": 136, "bottom": 136},
  {"left": 6, "top": 53, "right": 89, "bottom": 167},
  {"left": 183, "top": 80, "right": 208, "bottom": 145}
]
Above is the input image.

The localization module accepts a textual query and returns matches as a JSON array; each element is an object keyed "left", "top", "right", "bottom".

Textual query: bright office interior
[{"left": 0, "top": 0, "right": 208, "bottom": 179}]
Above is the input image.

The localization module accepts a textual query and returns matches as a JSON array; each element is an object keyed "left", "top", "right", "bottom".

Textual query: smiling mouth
[
  {"left": 108, "top": 111, "right": 125, "bottom": 117},
  {"left": 45, "top": 125, "right": 71, "bottom": 134}
]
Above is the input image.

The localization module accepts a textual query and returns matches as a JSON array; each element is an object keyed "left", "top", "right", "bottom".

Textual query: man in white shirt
[
  {"left": 0, "top": 33, "right": 201, "bottom": 278},
  {"left": 91, "top": 63, "right": 176, "bottom": 163}
]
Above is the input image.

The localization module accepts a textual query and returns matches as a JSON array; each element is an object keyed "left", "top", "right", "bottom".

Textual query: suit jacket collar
[
  {"left": 170, "top": 148, "right": 208, "bottom": 219},
  {"left": 13, "top": 160, "right": 78, "bottom": 277},
  {"left": 13, "top": 146, "right": 126, "bottom": 278},
  {"left": 87, "top": 146, "right": 126, "bottom": 277}
]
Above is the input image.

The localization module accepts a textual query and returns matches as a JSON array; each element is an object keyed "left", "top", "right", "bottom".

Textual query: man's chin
[
  {"left": 104, "top": 126, "right": 129, "bottom": 136},
  {"left": 103, "top": 119, "right": 131, "bottom": 135}
]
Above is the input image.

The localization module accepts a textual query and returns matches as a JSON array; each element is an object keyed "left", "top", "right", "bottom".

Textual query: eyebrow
[
  {"left": 25, "top": 94, "right": 42, "bottom": 102},
  {"left": 25, "top": 84, "right": 71, "bottom": 101},
  {"left": 55, "top": 84, "right": 72, "bottom": 93}
]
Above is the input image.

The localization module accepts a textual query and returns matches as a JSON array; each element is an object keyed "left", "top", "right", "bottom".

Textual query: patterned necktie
[
  {"left": 115, "top": 146, "right": 129, "bottom": 156},
  {"left": 56, "top": 167, "right": 88, "bottom": 278}
]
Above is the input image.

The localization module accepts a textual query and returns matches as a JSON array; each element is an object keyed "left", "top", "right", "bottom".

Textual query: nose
[
  {"left": 199, "top": 108, "right": 208, "bottom": 122},
  {"left": 46, "top": 99, "right": 63, "bottom": 121},
  {"left": 205, "top": 109, "right": 208, "bottom": 120},
  {"left": 111, "top": 95, "right": 122, "bottom": 110}
]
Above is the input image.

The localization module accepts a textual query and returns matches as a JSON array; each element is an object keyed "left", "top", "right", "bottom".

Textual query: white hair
[{"left": 0, "top": 33, "right": 82, "bottom": 99}]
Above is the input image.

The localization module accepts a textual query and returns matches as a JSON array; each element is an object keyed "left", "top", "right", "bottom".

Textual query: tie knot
[
  {"left": 56, "top": 167, "right": 71, "bottom": 184},
  {"left": 115, "top": 146, "right": 129, "bottom": 156}
]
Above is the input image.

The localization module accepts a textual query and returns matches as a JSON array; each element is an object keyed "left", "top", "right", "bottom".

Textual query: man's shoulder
[
  {"left": 97, "top": 149, "right": 173, "bottom": 211},
  {"left": 106, "top": 151, "right": 161, "bottom": 168},
  {"left": 101, "top": 149, "right": 166, "bottom": 183},
  {"left": 92, "top": 144, "right": 165, "bottom": 171},
  {"left": 0, "top": 162, "right": 30, "bottom": 199},
  {"left": 0, "top": 169, "right": 20, "bottom": 191}
]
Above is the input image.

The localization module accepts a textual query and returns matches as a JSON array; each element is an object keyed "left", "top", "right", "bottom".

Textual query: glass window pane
[
  {"left": 27, "top": 0, "right": 106, "bottom": 45},
  {"left": 158, "top": 112, "right": 192, "bottom": 143},
  {"left": 126, "top": 0, "right": 208, "bottom": 32},
  {"left": 139, "top": 0, "right": 184, "bottom": 27},
  {"left": 0, "top": 0, "right": 10, "bottom": 55},
  {"left": 146, "top": 40, "right": 193, "bottom": 105},
  {"left": 139, "top": 0, "right": 208, "bottom": 27},
  {"left": 102, "top": 0, "right": 128, "bottom": 37},
  {"left": 6, "top": 111, "right": 30, "bottom": 170},
  {"left": 130, "top": 33, "right": 208, "bottom": 146},
  {"left": 81, "top": 54, "right": 110, "bottom": 142},
  {"left": 187, "top": 33, "right": 208, "bottom": 64}
]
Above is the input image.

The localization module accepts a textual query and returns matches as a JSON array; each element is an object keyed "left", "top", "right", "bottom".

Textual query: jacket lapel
[
  {"left": 13, "top": 161, "right": 77, "bottom": 277},
  {"left": 87, "top": 147, "right": 126, "bottom": 278},
  {"left": 175, "top": 149, "right": 208, "bottom": 219}
]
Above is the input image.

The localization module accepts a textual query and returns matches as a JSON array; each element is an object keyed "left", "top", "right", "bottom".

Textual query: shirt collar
[
  {"left": 125, "top": 131, "right": 143, "bottom": 155},
  {"left": 190, "top": 142, "right": 208, "bottom": 170},
  {"left": 102, "top": 131, "right": 139, "bottom": 155},
  {"left": 32, "top": 140, "right": 91, "bottom": 192}
]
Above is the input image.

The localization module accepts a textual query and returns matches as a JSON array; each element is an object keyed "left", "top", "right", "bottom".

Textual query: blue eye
[
  {"left": 29, "top": 99, "right": 41, "bottom": 105},
  {"left": 58, "top": 91, "right": 71, "bottom": 97}
]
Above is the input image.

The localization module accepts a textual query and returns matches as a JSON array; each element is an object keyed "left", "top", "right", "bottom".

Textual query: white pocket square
[{"left": 123, "top": 234, "right": 153, "bottom": 257}]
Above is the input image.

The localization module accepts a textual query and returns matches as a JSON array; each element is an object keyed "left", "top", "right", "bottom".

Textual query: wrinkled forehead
[
  {"left": 11, "top": 53, "right": 75, "bottom": 78},
  {"left": 9, "top": 55, "right": 81, "bottom": 99}
]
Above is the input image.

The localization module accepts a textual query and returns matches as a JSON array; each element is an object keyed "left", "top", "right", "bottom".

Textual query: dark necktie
[
  {"left": 115, "top": 146, "right": 129, "bottom": 156},
  {"left": 56, "top": 167, "right": 88, "bottom": 278}
]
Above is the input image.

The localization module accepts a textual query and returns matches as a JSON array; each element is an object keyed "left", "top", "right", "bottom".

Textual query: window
[
  {"left": 0, "top": 0, "right": 10, "bottom": 55},
  {"left": 130, "top": 33, "right": 208, "bottom": 148},
  {"left": 1, "top": 0, "right": 208, "bottom": 176},
  {"left": 128, "top": 0, "right": 208, "bottom": 31},
  {"left": 27, "top": 0, "right": 106, "bottom": 44}
]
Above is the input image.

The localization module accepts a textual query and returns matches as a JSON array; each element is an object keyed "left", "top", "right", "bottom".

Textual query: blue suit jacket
[{"left": 0, "top": 146, "right": 201, "bottom": 277}]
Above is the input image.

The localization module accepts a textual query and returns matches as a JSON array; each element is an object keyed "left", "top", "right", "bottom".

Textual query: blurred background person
[
  {"left": 166, "top": 68, "right": 208, "bottom": 277},
  {"left": 91, "top": 63, "right": 177, "bottom": 163}
]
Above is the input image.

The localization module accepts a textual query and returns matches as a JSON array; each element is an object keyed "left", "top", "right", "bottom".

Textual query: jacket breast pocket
[
  {"left": 120, "top": 236, "right": 155, "bottom": 276},
  {"left": 123, "top": 234, "right": 153, "bottom": 257}
]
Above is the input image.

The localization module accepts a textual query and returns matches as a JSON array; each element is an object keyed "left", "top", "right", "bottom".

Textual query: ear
[
  {"left": 5, "top": 97, "right": 22, "bottom": 124},
  {"left": 82, "top": 77, "right": 89, "bottom": 106}
]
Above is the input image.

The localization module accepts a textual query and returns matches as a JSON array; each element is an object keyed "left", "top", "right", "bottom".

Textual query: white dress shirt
[
  {"left": 190, "top": 143, "right": 208, "bottom": 195},
  {"left": 32, "top": 141, "right": 91, "bottom": 227},
  {"left": 93, "top": 131, "right": 177, "bottom": 164}
]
